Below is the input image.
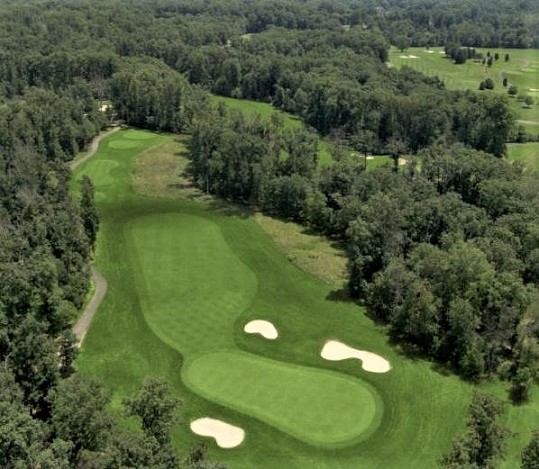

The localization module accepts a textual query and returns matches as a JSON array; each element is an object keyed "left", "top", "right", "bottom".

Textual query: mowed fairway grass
[
  {"left": 71, "top": 129, "right": 538, "bottom": 468},
  {"left": 508, "top": 141, "right": 539, "bottom": 170},
  {"left": 388, "top": 46, "right": 539, "bottom": 135}
]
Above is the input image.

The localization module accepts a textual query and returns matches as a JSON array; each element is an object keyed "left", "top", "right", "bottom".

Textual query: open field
[
  {"left": 388, "top": 47, "right": 539, "bottom": 135},
  {"left": 71, "top": 129, "right": 539, "bottom": 468},
  {"left": 508, "top": 141, "right": 539, "bottom": 170}
]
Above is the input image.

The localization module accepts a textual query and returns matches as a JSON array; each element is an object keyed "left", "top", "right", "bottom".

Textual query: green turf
[
  {"left": 388, "top": 47, "right": 539, "bottom": 135},
  {"left": 210, "top": 95, "right": 303, "bottom": 130},
  {"left": 183, "top": 351, "right": 381, "bottom": 447},
  {"left": 366, "top": 155, "right": 393, "bottom": 170},
  {"left": 126, "top": 213, "right": 257, "bottom": 355},
  {"left": 70, "top": 129, "right": 539, "bottom": 468},
  {"left": 108, "top": 139, "right": 141, "bottom": 149},
  {"left": 507, "top": 142, "right": 539, "bottom": 170},
  {"left": 122, "top": 129, "right": 157, "bottom": 140}
]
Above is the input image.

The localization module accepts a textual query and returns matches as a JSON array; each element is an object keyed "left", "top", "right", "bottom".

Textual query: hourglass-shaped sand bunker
[
  {"left": 190, "top": 418, "right": 245, "bottom": 448},
  {"left": 244, "top": 320, "right": 278, "bottom": 340},
  {"left": 321, "top": 340, "right": 391, "bottom": 373}
]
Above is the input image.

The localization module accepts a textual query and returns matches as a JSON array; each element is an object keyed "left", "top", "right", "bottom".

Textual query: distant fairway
[
  {"left": 389, "top": 47, "right": 539, "bottom": 135},
  {"left": 70, "top": 129, "right": 539, "bottom": 468},
  {"left": 508, "top": 141, "right": 539, "bottom": 170},
  {"left": 210, "top": 95, "right": 303, "bottom": 130},
  {"left": 211, "top": 95, "right": 333, "bottom": 166}
]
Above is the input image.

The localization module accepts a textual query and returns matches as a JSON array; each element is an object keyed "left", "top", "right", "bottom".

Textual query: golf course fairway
[{"left": 71, "top": 128, "right": 539, "bottom": 468}]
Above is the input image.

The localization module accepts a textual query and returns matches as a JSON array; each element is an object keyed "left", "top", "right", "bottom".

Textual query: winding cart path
[{"left": 71, "top": 127, "right": 117, "bottom": 345}]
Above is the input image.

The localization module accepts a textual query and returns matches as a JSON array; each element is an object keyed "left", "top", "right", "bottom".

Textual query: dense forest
[{"left": 0, "top": 0, "right": 538, "bottom": 467}]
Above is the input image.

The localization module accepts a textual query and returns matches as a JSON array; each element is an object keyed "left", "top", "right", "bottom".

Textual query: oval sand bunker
[
  {"left": 190, "top": 418, "right": 245, "bottom": 448},
  {"left": 244, "top": 320, "right": 278, "bottom": 340},
  {"left": 321, "top": 340, "right": 391, "bottom": 373}
]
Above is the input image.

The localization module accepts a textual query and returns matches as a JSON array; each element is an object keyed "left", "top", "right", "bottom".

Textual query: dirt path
[
  {"left": 517, "top": 120, "right": 539, "bottom": 126},
  {"left": 73, "top": 266, "right": 107, "bottom": 346},
  {"left": 71, "top": 128, "right": 116, "bottom": 345},
  {"left": 69, "top": 126, "right": 120, "bottom": 171}
]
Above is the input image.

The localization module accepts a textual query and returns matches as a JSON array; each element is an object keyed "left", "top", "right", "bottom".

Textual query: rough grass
[
  {"left": 388, "top": 47, "right": 539, "bottom": 135},
  {"left": 254, "top": 213, "right": 347, "bottom": 290},
  {"left": 70, "top": 129, "right": 539, "bottom": 468}
]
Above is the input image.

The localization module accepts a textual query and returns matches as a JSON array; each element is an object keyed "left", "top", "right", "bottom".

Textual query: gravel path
[
  {"left": 69, "top": 126, "right": 120, "bottom": 171},
  {"left": 71, "top": 127, "right": 117, "bottom": 345},
  {"left": 73, "top": 266, "right": 108, "bottom": 346}
]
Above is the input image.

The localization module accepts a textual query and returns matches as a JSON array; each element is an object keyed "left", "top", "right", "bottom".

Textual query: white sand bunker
[
  {"left": 191, "top": 418, "right": 245, "bottom": 448},
  {"left": 321, "top": 340, "right": 391, "bottom": 373},
  {"left": 529, "top": 88, "right": 539, "bottom": 92},
  {"left": 399, "top": 54, "right": 419, "bottom": 59},
  {"left": 366, "top": 156, "right": 374, "bottom": 160},
  {"left": 244, "top": 320, "right": 278, "bottom": 340}
]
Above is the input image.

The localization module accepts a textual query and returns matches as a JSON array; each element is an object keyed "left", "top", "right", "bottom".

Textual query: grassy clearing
[
  {"left": 134, "top": 136, "right": 348, "bottom": 291},
  {"left": 70, "top": 129, "right": 539, "bottom": 468},
  {"left": 507, "top": 141, "right": 539, "bottom": 170},
  {"left": 211, "top": 95, "right": 334, "bottom": 167},
  {"left": 366, "top": 155, "right": 394, "bottom": 169},
  {"left": 210, "top": 95, "right": 303, "bottom": 130},
  {"left": 388, "top": 47, "right": 539, "bottom": 135}
]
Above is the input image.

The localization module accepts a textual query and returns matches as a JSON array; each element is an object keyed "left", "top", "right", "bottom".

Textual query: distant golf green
[
  {"left": 71, "top": 128, "right": 539, "bottom": 468},
  {"left": 388, "top": 47, "right": 539, "bottom": 135}
]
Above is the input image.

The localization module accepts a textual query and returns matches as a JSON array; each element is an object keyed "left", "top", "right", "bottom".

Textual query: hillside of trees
[{"left": 0, "top": 0, "right": 538, "bottom": 467}]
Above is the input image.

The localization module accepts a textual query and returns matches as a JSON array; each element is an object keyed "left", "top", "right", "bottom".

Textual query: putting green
[
  {"left": 184, "top": 351, "right": 380, "bottom": 447},
  {"left": 109, "top": 139, "right": 141, "bottom": 149},
  {"left": 122, "top": 129, "right": 156, "bottom": 140}
]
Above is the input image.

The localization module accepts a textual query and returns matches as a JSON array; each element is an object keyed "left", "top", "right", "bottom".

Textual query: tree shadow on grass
[
  {"left": 208, "top": 199, "right": 254, "bottom": 219},
  {"left": 325, "top": 288, "right": 352, "bottom": 303}
]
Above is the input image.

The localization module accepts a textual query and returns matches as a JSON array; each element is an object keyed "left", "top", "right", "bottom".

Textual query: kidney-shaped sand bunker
[
  {"left": 244, "top": 320, "right": 278, "bottom": 340},
  {"left": 190, "top": 417, "right": 245, "bottom": 448},
  {"left": 321, "top": 340, "right": 391, "bottom": 373}
]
